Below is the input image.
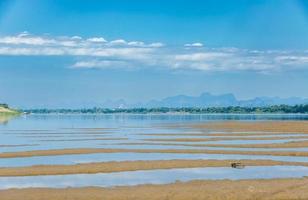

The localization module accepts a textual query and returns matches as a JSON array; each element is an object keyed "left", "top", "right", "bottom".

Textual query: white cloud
[
  {"left": 0, "top": 47, "right": 64, "bottom": 55},
  {"left": 1, "top": 33, "right": 308, "bottom": 73},
  {"left": 148, "top": 42, "right": 164, "bottom": 48},
  {"left": 184, "top": 42, "right": 204, "bottom": 47},
  {"left": 86, "top": 37, "right": 106, "bottom": 43},
  {"left": 0, "top": 35, "right": 55, "bottom": 45},
  {"left": 0, "top": 46, "right": 154, "bottom": 59},
  {"left": 174, "top": 52, "right": 230, "bottom": 61},
  {"left": 73, "top": 60, "right": 133, "bottom": 69},
  {"left": 275, "top": 56, "right": 308, "bottom": 65},
  {"left": 109, "top": 39, "right": 127, "bottom": 46},
  {"left": 18, "top": 31, "right": 30, "bottom": 37},
  {"left": 127, "top": 41, "right": 145, "bottom": 47},
  {"left": 71, "top": 36, "right": 82, "bottom": 40}
]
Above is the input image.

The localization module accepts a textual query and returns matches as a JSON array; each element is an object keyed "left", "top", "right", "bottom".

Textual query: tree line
[
  {"left": 0, "top": 104, "right": 9, "bottom": 109},
  {"left": 23, "top": 104, "right": 308, "bottom": 114}
]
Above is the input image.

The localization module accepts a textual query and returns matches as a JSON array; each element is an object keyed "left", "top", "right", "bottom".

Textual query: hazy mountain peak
[{"left": 100, "top": 92, "right": 308, "bottom": 108}]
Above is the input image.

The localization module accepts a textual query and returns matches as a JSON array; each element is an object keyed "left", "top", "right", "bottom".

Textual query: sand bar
[
  {"left": 191, "top": 140, "right": 308, "bottom": 149},
  {"left": 2, "top": 159, "right": 308, "bottom": 176},
  {"left": 144, "top": 135, "right": 308, "bottom": 142},
  {"left": 140, "top": 132, "right": 307, "bottom": 137},
  {"left": 3, "top": 148, "right": 308, "bottom": 158},
  {"left": 192, "top": 121, "right": 308, "bottom": 133},
  {"left": 1, "top": 178, "right": 308, "bottom": 200},
  {"left": 120, "top": 140, "right": 308, "bottom": 149}
]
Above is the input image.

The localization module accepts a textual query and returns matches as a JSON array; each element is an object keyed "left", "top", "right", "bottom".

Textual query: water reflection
[
  {"left": 0, "top": 166, "right": 308, "bottom": 189},
  {"left": 0, "top": 115, "right": 19, "bottom": 125},
  {"left": 2, "top": 152, "right": 308, "bottom": 168},
  {"left": 4, "top": 113, "right": 308, "bottom": 126}
]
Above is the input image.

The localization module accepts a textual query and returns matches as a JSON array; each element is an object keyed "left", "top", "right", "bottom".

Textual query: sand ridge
[
  {"left": 192, "top": 121, "right": 308, "bottom": 133},
  {"left": 143, "top": 135, "right": 308, "bottom": 142},
  {"left": 4, "top": 147, "right": 308, "bottom": 158},
  {"left": 118, "top": 140, "right": 308, "bottom": 149},
  {"left": 1, "top": 159, "right": 308, "bottom": 177},
  {"left": 1, "top": 178, "right": 308, "bottom": 200}
]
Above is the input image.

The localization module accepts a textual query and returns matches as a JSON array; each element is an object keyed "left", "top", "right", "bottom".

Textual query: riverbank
[
  {"left": 0, "top": 106, "right": 21, "bottom": 124},
  {"left": 0, "top": 106, "right": 19, "bottom": 115}
]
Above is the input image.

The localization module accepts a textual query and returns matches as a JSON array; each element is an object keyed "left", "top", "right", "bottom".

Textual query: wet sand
[
  {"left": 206, "top": 132, "right": 306, "bottom": 136},
  {"left": 2, "top": 120, "right": 308, "bottom": 199},
  {"left": 192, "top": 120, "right": 308, "bottom": 133},
  {"left": 2, "top": 159, "right": 308, "bottom": 177},
  {"left": 3, "top": 148, "right": 308, "bottom": 158},
  {"left": 1, "top": 178, "right": 308, "bottom": 200},
  {"left": 140, "top": 132, "right": 306, "bottom": 136},
  {"left": 120, "top": 140, "right": 308, "bottom": 149},
  {"left": 144, "top": 135, "right": 308, "bottom": 142},
  {"left": 191, "top": 140, "right": 308, "bottom": 149}
]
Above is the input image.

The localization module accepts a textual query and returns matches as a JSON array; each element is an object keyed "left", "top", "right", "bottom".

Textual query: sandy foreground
[
  {"left": 1, "top": 178, "right": 308, "bottom": 200},
  {"left": 2, "top": 121, "right": 308, "bottom": 199},
  {"left": 1, "top": 159, "right": 308, "bottom": 176}
]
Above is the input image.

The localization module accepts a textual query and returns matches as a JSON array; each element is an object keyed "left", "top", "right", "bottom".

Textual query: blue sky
[{"left": 1, "top": 0, "right": 308, "bottom": 108}]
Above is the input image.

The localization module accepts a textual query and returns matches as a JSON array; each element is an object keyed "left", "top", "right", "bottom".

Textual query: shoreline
[{"left": 18, "top": 112, "right": 308, "bottom": 116}]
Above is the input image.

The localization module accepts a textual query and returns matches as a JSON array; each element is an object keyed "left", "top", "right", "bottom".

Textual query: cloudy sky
[{"left": 1, "top": 0, "right": 308, "bottom": 108}]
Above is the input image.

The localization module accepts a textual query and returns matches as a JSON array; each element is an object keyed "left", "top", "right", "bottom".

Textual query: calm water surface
[
  {"left": 1, "top": 166, "right": 308, "bottom": 189},
  {"left": 0, "top": 114, "right": 308, "bottom": 188}
]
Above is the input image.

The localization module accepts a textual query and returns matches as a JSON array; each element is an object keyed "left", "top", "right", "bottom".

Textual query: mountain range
[{"left": 101, "top": 92, "right": 308, "bottom": 108}]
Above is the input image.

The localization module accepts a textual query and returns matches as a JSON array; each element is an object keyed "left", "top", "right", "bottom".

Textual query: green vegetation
[
  {"left": 23, "top": 104, "right": 308, "bottom": 114},
  {"left": 0, "top": 104, "right": 20, "bottom": 115},
  {"left": 0, "top": 103, "right": 9, "bottom": 109},
  {"left": 0, "top": 104, "right": 21, "bottom": 124}
]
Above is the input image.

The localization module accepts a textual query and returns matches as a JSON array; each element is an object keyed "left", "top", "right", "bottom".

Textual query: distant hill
[
  {"left": 145, "top": 92, "right": 238, "bottom": 108},
  {"left": 238, "top": 97, "right": 308, "bottom": 107},
  {"left": 100, "top": 92, "right": 308, "bottom": 108},
  {"left": 148, "top": 93, "right": 308, "bottom": 108},
  {"left": 24, "top": 104, "right": 308, "bottom": 114}
]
